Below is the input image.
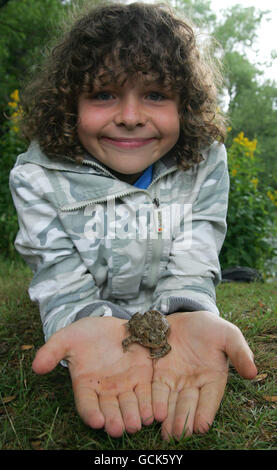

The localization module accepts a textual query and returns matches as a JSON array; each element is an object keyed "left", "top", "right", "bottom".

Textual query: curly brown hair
[{"left": 21, "top": 1, "right": 226, "bottom": 170}]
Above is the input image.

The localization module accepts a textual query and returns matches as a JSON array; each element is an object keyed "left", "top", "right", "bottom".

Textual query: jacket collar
[{"left": 16, "top": 141, "right": 178, "bottom": 181}]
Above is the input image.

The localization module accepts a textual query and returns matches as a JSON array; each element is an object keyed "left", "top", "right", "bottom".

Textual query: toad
[{"left": 122, "top": 309, "right": 171, "bottom": 358}]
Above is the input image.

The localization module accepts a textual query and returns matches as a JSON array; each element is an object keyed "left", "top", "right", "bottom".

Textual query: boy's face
[{"left": 77, "top": 76, "right": 180, "bottom": 180}]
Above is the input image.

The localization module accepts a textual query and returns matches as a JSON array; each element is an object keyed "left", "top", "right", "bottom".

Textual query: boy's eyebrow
[{"left": 90, "top": 77, "right": 175, "bottom": 93}]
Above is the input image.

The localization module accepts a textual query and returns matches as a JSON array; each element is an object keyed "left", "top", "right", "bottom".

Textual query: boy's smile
[
  {"left": 101, "top": 136, "right": 157, "bottom": 150},
  {"left": 77, "top": 78, "right": 180, "bottom": 182}
]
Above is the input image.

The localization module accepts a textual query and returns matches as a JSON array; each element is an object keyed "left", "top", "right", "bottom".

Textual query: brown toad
[{"left": 122, "top": 310, "right": 171, "bottom": 359}]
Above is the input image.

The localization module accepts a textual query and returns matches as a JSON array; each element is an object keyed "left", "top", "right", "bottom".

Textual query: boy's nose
[{"left": 114, "top": 97, "right": 147, "bottom": 129}]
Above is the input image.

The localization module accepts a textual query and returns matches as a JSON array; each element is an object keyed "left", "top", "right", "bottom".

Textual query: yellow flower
[
  {"left": 10, "top": 106, "right": 22, "bottom": 123},
  {"left": 233, "top": 132, "right": 244, "bottom": 144},
  {"left": 233, "top": 132, "right": 258, "bottom": 158},
  {"left": 8, "top": 101, "right": 18, "bottom": 109},
  {"left": 267, "top": 191, "right": 275, "bottom": 202},
  {"left": 10, "top": 89, "right": 19, "bottom": 102},
  {"left": 231, "top": 168, "right": 238, "bottom": 176},
  {"left": 251, "top": 178, "right": 258, "bottom": 189}
]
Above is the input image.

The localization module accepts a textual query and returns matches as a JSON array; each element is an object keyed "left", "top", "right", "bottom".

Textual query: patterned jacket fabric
[{"left": 9, "top": 141, "right": 229, "bottom": 342}]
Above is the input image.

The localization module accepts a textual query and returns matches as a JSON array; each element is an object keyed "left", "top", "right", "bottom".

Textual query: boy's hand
[
  {"left": 152, "top": 311, "right": 257, "bottom": 440},
  {"left": 32, "top": 317, "right": 154, "bottom": 437}
]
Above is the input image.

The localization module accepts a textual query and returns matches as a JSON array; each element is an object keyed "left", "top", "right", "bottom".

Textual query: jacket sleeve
[
  {"left": 9, "top": 163, "right": 131, "bottom": 343},
  {"left": 151, "top": 143, "right": 229, "bottom": 316}
]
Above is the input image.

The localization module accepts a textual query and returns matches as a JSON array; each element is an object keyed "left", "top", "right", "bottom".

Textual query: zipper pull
[
  {"left": 153, "top": 198, "right": 163, "bottom": 234},
  {"left": 153, "top": 197, "right": 160, "bottom": 208}
]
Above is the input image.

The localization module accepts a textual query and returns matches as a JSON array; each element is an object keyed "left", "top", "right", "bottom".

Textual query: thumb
[
  {"left": 224, "top": 323, "right": 257, "bottom": 380},
  {"left": 32, "top": 329, "right": 68, "bottom": 375}
]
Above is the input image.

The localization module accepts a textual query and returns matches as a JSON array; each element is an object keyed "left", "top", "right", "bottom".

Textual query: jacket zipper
[
  {"left": 147, "top": 193, "right": 164, "bottom": 288},
  {"left": 61, "top": 190, "right": 139, "bottom": 211}
]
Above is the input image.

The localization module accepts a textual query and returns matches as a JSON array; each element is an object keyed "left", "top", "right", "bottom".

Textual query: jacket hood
[{"left": 14, "top": 141, "right": 179, "bottom": 209}]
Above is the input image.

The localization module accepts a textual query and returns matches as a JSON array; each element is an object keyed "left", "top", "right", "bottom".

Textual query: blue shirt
[{"left": 133, "top": 164, "right": 153, "bottom": 189}]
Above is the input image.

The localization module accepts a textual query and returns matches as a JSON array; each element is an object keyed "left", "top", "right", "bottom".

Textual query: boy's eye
[
  {"left": 146, "top": 92, "right": 166, "bottom": 102},
  {"left": 94, "top": 91, "right": 114, "bottom": 101}
]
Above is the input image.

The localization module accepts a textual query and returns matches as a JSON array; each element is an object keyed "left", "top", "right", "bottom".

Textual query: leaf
[
  {"left": 1, "top": 395, "right": 16, "bottom": 404},
  {"left": 253, "top": 373, "right": 268, "bottom": 382},
  {"left": 20, "top": 344, "right": 34, "bottom": 351},
  {"left": 263, "top": 395, "right": 277, "bottom": 402},
  {"left": 31, "top": 440, "right": 44, "bottom": 451}
]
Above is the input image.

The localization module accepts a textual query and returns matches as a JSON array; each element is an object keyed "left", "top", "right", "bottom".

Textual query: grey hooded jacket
[{"left": 9, "top": 141, "right": 229, "bottom": 342}]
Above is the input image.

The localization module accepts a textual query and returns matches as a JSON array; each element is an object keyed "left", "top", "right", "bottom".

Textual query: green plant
[
  {"left": 220, "top": 130, "right": 277, "bottom": 277},
  {"left": 0, "top": 90, "right": 27, "bottom": 259}
]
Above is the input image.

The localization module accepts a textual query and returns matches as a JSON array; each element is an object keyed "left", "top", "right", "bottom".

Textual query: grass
[{"left": 0, "top": 256, "right": 276, "bottom": 451}]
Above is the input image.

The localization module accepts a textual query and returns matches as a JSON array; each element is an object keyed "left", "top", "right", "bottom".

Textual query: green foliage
[
  {"left": 220, "top": 131, "right": 277, "bottom": 276},
  {"left": 177, "top": 0, "right": 277, "bottom": 187},
  {"left": 0, "top": 90, "right": 27, "bottom": 259},
  {"left": 214, "top": 4, "right": 265, "bottom": 52},
  {"left": 215, "top": 5, "right": 277, "bottom": 185},
  {"left": 226, "top": 81, "right": 277, "bottom": 182},
  {"left": 0, "top": 0, "right": 68, "bottom": 259},
  {"left": 0, "top": 0, "right": 66, "bottom": 110}
]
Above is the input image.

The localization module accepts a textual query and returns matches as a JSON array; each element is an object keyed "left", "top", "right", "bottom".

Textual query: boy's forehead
[
  {"left": 82, "top": 46, "right": 176, "bottom": 91},
  {"left": 91, "top": 67, "right": 170, "bottom": 90}
]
